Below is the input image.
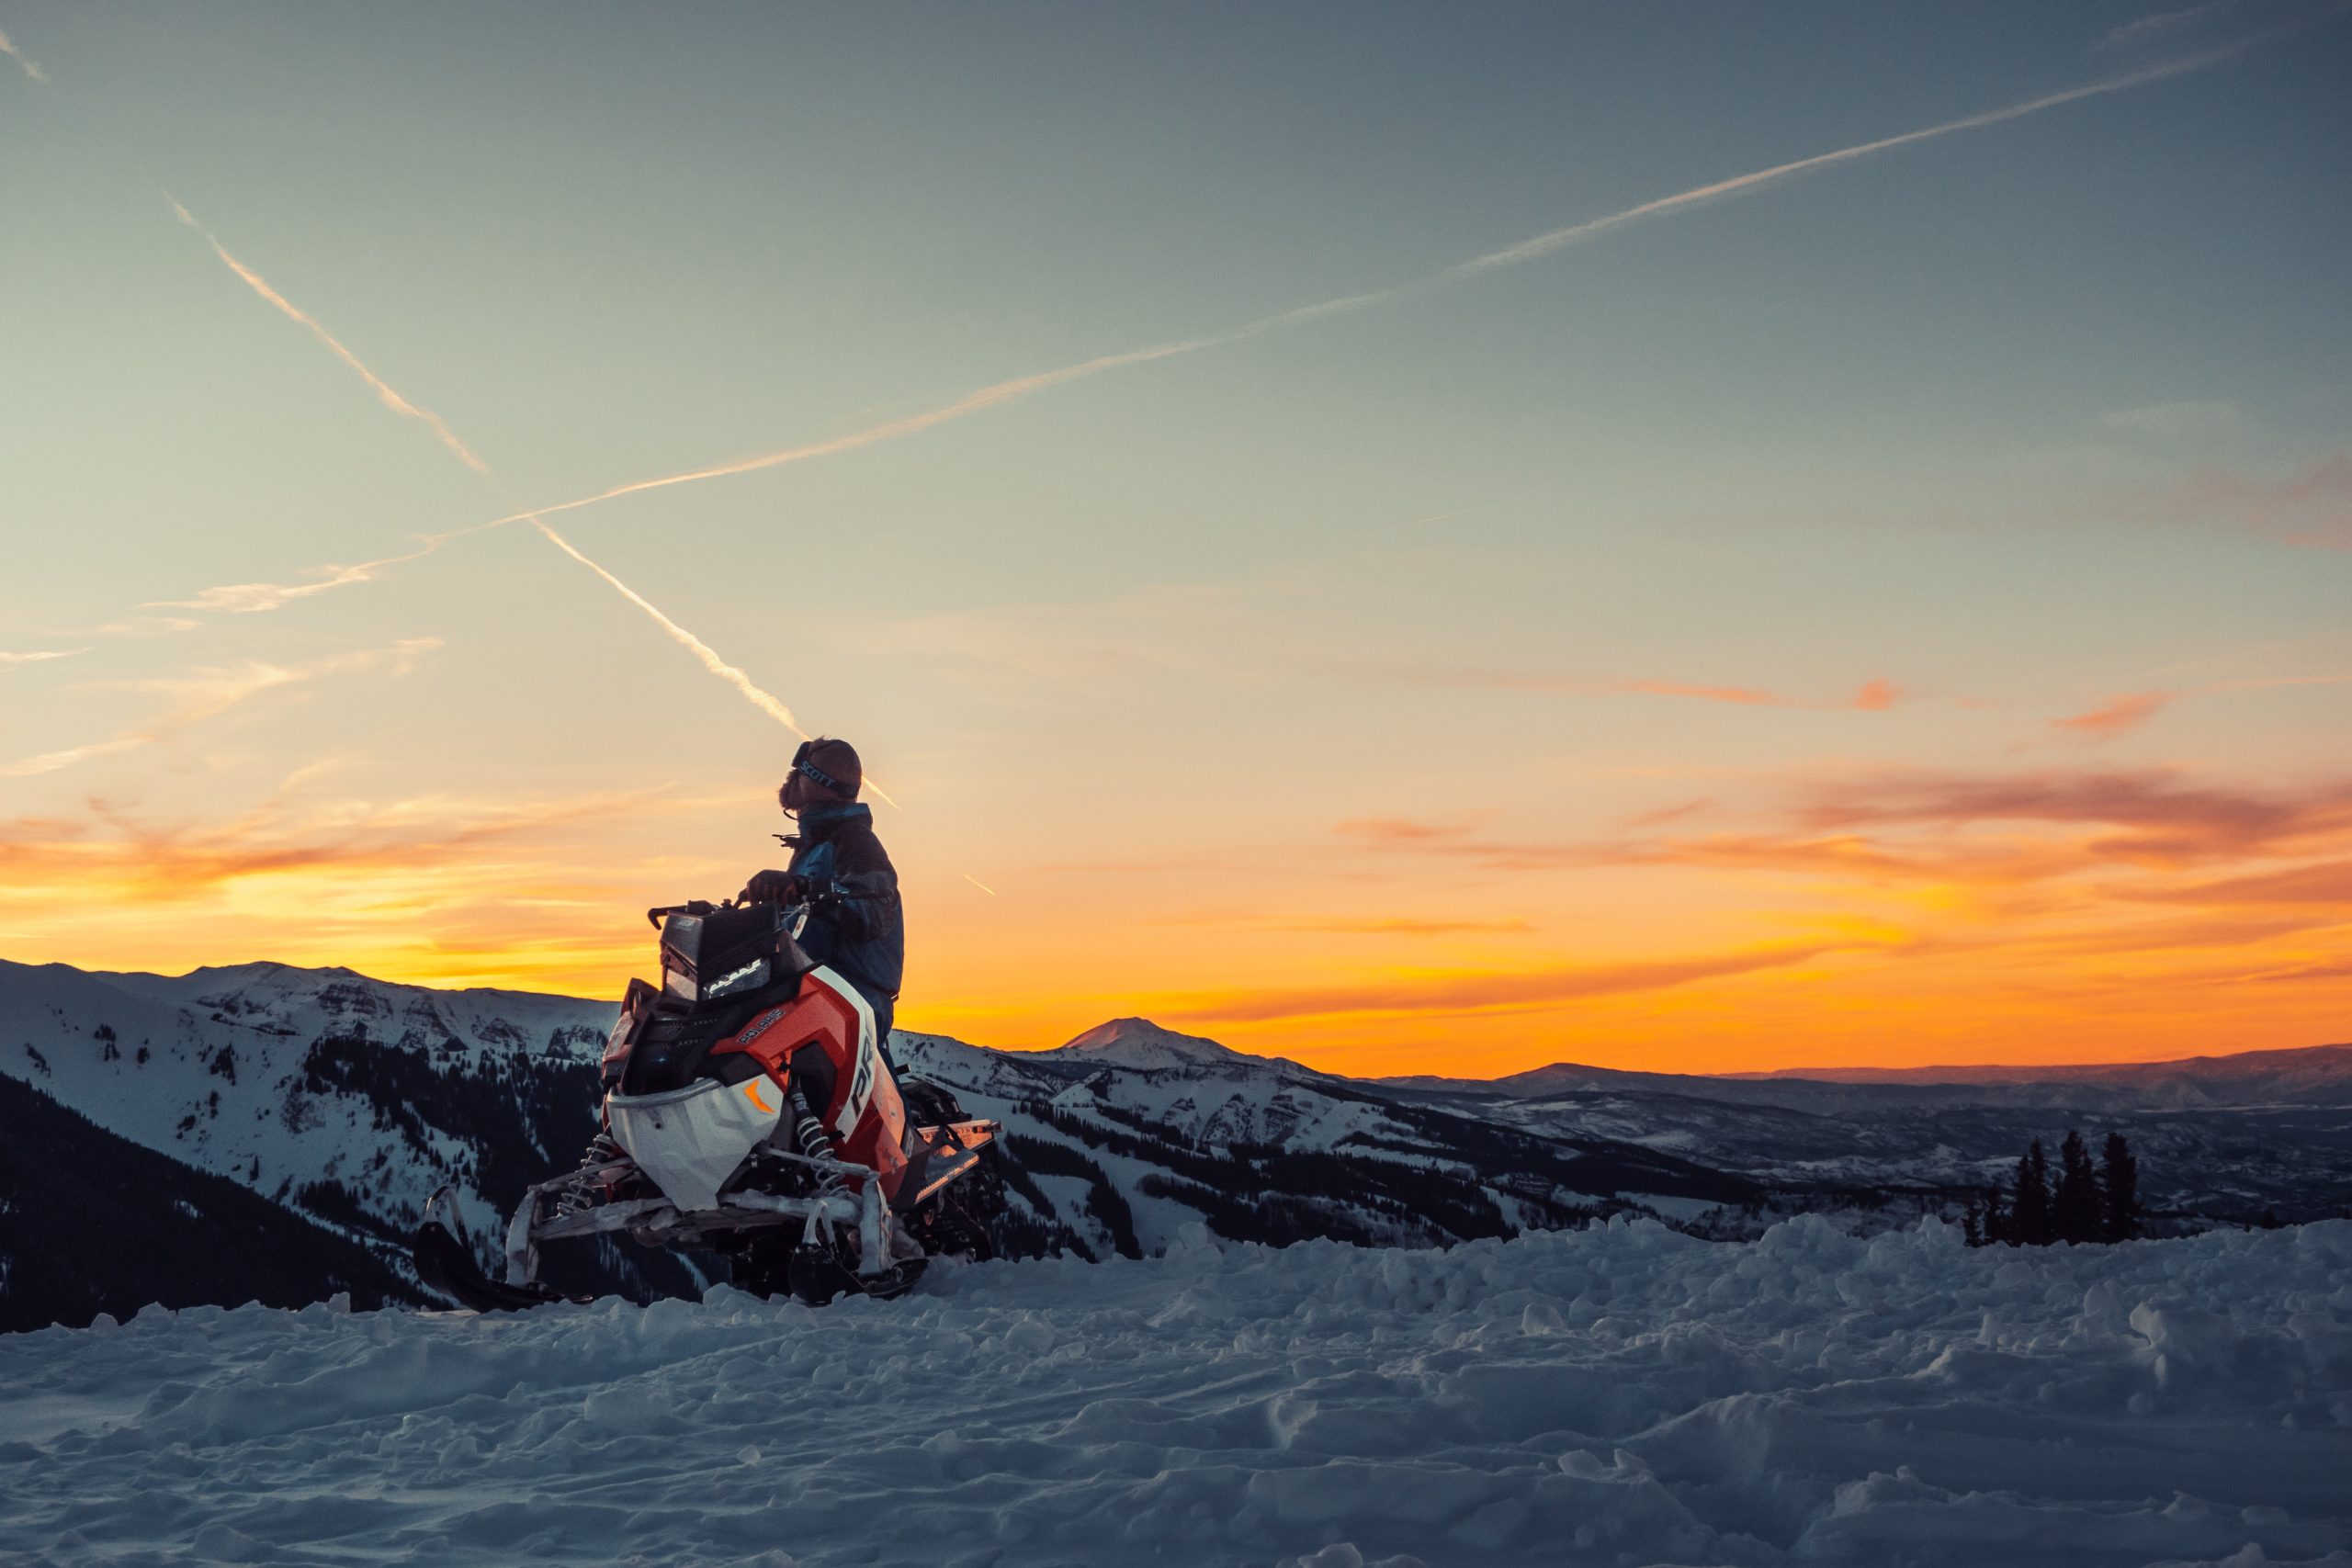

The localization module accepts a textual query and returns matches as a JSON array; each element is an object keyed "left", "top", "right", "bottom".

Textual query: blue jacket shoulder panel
[{"left": 783, "top": 802, "right": 904, "bottom": 1005}]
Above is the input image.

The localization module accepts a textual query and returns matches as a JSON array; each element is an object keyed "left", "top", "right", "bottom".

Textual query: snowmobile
[{"left": 413, "top": 897, "right": 1004, "bottom": 1311}]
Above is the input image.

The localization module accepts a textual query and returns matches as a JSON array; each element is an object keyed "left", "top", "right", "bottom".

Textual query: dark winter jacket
[{"left": 782, "top": 801, "right": 903, "bottom": 1033}]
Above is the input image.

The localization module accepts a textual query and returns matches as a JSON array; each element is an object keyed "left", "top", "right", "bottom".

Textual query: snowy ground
[{"left": 4, "top": 1218, "right": 2348, "bottom": 1568}]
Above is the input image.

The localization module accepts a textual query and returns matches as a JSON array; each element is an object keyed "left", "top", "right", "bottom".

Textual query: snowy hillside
[
  {"left": 0, "top": 958, "right": 610, "bottom": 1238},
  {"left": 4, "top": 1216, "right": 2346, "bottom": 1567},
  {"left": 0, "top": 957, "right": 703, "bottom": 1318},
  {"left": 893, "top": 1025, "right": 1752, "bottom": 1263},
  {"left": 1, "top": 960, "right": 1752, "bottom": 1327},
  {"left": 1736, "top": 1043, "right": 2352, "bottom": 1104},
  {"left": 6, "top": 956, "right": 2350, "bottom": 1334},
  {"left": 1391, "top": 1041, "right": 2352, "bottom": 1113}
]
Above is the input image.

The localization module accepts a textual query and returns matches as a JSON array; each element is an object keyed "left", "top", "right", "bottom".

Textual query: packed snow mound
[{"left": 6, "top": 1220, "right": 2348, "bottom": 1567}]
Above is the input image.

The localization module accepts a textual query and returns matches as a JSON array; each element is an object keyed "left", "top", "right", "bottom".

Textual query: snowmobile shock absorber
[
  {"left": 789, "top": 1082, "right": 856, "bottom": 1270},
  {"left": 791, "top": 1089, "right": 839, "bottom": 1175},
  {"left": 793, "top": 1085, "right": 845, "bottom": 1203},
  {"left": 554, "top": 1131, "right": 628, "bottom": 1218}
]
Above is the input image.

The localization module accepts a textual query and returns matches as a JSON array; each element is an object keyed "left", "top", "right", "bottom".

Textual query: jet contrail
[
  {"left": 144, "top": 536, "right": 457, "bottom": 615},
  {"left": 487, "top": 337, "right": 1214, "bottom": 526},
  {"left": 468, "top": 25, "right": 2299, "bottom": 533},
  {"left": 167, "top": 198, "right": 848, "bottom": 779},
  {"left": 154, "top": 15, "right": 2322, "bottom": 626},
  {"left": 0, "top": 28, "right": 46, "bottom": 84},
  {"left": 1439, "top": 32, "right": 2278, "bottom": 279},
  {"left": 167, "top": 197, "right": 492, "bottom": 476},
  {"left": 0, "top": 638, "right": 439, "bottom": 778},
  {"left": 525, "top": 517, "right": 803, "bottom": 736}
]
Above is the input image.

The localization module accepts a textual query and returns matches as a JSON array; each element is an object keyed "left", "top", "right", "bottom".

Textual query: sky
[{"left": 2, "top": 2, "right": 2348, "bottom": 1077}]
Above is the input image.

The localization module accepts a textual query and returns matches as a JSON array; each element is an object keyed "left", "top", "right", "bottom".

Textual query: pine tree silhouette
[
  {"left": 1977, "top": 1184, "right": 2009, "bottom": 1247},
  {"left": 2098, "top": 1132, "right": 2143, "bottom": 1242},
  {"left": 2053, "top": 1129, "right": 2101, "bottom": 1245},
  {"left": 2010, "top": 1138, "right": 2053, "bottom": 1246}
]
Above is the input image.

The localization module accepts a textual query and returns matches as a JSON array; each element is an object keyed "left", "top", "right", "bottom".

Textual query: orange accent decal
[{"left": 743, "top": 1079, "right": 774, "bottom": 1115}]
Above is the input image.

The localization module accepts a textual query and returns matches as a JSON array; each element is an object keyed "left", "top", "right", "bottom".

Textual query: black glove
[{"left": 741, "top": 870, "right": 811, "bottom": 905}]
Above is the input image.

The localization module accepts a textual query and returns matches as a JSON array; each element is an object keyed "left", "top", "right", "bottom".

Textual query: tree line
[{"left": 1965, "top": 1129, "right": 2142, "bottom": 1247}]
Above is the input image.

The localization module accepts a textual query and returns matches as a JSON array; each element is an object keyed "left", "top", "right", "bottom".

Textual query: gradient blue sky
[{"left": 3, "top": 3, "right": 2347, "bottom": 1073}]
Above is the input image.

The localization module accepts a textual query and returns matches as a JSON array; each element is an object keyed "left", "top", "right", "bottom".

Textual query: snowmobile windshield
[{"left": 660, "top": 906, "right": 814, "bottom": 1003}]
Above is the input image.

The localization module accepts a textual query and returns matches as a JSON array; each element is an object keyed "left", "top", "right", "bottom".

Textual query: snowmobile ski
[{"left": 412, "top": 1186, "right": 586, "bottom": 1312}]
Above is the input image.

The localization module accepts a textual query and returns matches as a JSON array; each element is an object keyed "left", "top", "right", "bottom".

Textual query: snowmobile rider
[{"left": 740, "top": 737, "right": 905, "bottom": 1057}]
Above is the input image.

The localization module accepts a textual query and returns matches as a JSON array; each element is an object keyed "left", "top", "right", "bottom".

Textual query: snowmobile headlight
[{"left": 701, "top": 957, "right": 771, "bottom": 1000}]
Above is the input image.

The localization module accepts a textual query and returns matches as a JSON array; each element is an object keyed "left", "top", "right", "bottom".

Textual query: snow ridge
[{"left": 3, "top": 1216, "right": 2346, "bottom": 1566}]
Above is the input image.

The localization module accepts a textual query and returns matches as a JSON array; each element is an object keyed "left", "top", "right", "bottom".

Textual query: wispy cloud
[
  {"left": 1158, "top": 941, "right": 1852, "bottom": 1024},
  {"left": 1340, "top": 766, "right": 2352, "bottom": 886},
  {"left": 1349, "top": 663, "right": 1904, "bottom": 712},
  {"left": 0, "top": 783, "right": 666, "bottom": 893},
  {"left": 144, "top": 539, "right": 458, "bottom": 616},
  {"left": 0, "top": 638, "right": 439, "bottom": 779},
  {"left": 2243, "top": 956, "right": 2352, "bottom": 984},
  {"left": 0, "top": 779, "right": 751, "bottom": 992},
  {"left": 2140, "top": 858, "right": 2352, "bottom": 907},
  {"left": 2099, "top": 2, "right": 2237, "bottom": 52},
  {"left": 2098, "top": 400, "right": 2245, "bottom": 440},
  {"left": 1335, "top": 817, "right": 1485, "bottom": 845},
  {"left": 2053, "top": 690, "right": 2179, "bottom": 739},
  {"left": 2109, "top": 450, "right": 2352, "bottom": 549},
  {"left": 0, "top": 27, "right": 46, "bottom": 84},
  {"left": 0, "top": 649, "right": 87, "bottom": 668},
  {"left": 1792, "top": 766, "right": 2352, "bottom": 864},
  {"left": 1153, "top": 911, "right": 1535, "bottom": 937}
]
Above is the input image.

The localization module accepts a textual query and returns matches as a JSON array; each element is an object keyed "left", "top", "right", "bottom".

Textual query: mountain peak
[{"left": 1049, "top": 1018, "right": 1250, "bottom": 1072}]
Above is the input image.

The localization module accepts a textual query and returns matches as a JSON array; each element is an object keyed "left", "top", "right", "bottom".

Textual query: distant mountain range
[
  {"left": 5, "top": 958, "right": 2346, "bottom": 1330},
  {"left": 1384, "top": 1041, "right": 2352, "bottom": 1113}
]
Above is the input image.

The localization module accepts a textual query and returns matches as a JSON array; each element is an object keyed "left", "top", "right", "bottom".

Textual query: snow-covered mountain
[
  {"left": 1388, "top": 1040, "right": 2352, "bottom": 1112},
  {"left": 1, "top": 959, "right": 1749, "bottom": 1328},
  {"left": 1, "top": 959, "right": 610, "bottom": 1223},
  {"left": 1734, "top": 1042, "right": 2352, "bottom": 1104},
  {"left": 6, "top": 956, "right": 2347, "bottom": 1332},
  {"left": 0, "top": 957, "right": 704, "bottom": 1327},
  {"left": 1043, "top": 1015, "right": 1271, "bottom": 1072},
  {"left": 1383, "top": 1043, "right": 2352, "bottom": 1229}
]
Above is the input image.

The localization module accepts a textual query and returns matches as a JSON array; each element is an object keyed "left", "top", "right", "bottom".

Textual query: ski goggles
[{"left": 791, "top": 739, "right": 847, "bottom": 795}]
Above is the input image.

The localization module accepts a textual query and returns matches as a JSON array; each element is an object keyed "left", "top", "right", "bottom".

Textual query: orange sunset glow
[{"left": 4, "top": 6, "right": 2346, "bottom": 1080}]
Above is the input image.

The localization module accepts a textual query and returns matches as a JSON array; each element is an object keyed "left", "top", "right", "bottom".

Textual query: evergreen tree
[
  {"left": 2052, "top": 1128, "right": 2101, "bottom": 1245},
  {"left": 1978, "top": 1184, "right": 2009, "bottom": 1247},
  {"left": 2098, "top": 1132, "right": 2143, "bottom": 1242},
  {"left": 2010, "top": 1138, "right": 2053, "bottom": 1247}
]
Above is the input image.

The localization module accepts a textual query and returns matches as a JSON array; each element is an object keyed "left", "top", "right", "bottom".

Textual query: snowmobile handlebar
[{"left": 644, "top": 896, "right": 818, "bottom": 930}]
